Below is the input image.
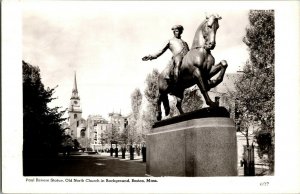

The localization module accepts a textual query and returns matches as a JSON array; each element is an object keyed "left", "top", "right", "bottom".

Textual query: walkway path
[{"left": 26, "top": 152, "right": 147, "bottom": 176}]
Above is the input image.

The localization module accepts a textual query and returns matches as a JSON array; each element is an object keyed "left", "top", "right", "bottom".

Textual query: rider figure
[{"left": 142, "top": 25, "right": 189, "bottom": 83}]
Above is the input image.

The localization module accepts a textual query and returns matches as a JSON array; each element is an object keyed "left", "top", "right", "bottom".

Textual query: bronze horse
[{"left": 154, "top": 14, "right": 228, "bottom": 121}]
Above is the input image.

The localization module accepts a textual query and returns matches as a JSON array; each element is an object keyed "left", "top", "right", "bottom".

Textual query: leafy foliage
[
  {"left": 143, "top": 69, "right": 160, "bottom": 128},
  {"left": 235, "top": 10, "right": 274, "bottom": 172},
  {"left": 144, "top": 69, "right": 160, "bottom": 106},
  {"left": 23, "top": 61, "right": 66, "bottom": 158},
  {"left": 170, "top": 88, "right": 204, "bottom": 116},
  {"left": 120, "top": 125, "right": 129, "bottom": 144},
  {"left": 106, "top": 124, "right": 120, "bottom": 144},
  {"left": 61, "top": 135, "right": 74, "bottom": 148},
  {"left": 182, "top": 88, "right": 204, "bottom": 112},
  {"left": 244, "top": 10, "right": 274, "bottom": 69},
  {"left": 126, "top": 119, "right": 137, "bottom": 145},
  {"left": 131, "top": 88, "right": 143, "bottom": 120},
  {"left": 127, "top": 88, "right": 143, "bottom": 144}
]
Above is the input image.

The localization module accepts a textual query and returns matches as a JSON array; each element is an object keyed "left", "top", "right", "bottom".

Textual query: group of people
[{"left": 99, "top": 145, "right": 144, "bottom": 154}]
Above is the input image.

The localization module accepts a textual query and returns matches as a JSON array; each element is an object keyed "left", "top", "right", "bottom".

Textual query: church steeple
[
  {"left": 71, "top": 72, "right": 80, "bottom": 100},
  {"left": 69, "top": 71, "right": 82, "bottom": 113},
  {"left": 68, "top": 71, "right": 82, "bottom": 139}
]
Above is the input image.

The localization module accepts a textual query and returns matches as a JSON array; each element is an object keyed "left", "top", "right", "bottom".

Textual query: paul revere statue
[{"left": 142, "top": 25, "right": 189, "bottom": 84}]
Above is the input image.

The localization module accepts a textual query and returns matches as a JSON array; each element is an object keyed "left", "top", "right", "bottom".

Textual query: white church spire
[{"left": 71, "top": 71, "right": 80, "bottom": 100}]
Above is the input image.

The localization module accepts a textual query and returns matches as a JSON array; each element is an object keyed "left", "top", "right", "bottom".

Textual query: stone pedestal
[{"left": 146, "top": 107, "right": 237, "bottom": 177}]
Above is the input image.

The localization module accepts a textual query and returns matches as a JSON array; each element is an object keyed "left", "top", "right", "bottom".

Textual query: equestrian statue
[{"left": 143, "top": 14, "right": 228, "bottom": 121}]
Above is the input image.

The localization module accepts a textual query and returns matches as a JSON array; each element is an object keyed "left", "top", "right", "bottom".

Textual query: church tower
[{"left": 68, "top": 72, "right": 82, "bottom": 139}]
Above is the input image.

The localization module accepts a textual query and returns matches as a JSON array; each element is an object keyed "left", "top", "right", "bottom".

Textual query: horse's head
[
  {"left": 192, "top": 14, "right": 222, "bottom": 50},
  {"left": 202, "top": 14, "right": 222, "bottom": 50}
]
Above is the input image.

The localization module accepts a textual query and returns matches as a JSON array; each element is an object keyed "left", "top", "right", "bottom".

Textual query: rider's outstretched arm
[{"left": 142, "top": 41, "right": 169, "bottom": 61}]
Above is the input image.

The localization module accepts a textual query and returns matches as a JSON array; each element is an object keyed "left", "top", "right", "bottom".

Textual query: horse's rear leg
[
  {"left": 156, "top": 93, "right": 170, "bottom": 121},
  {"left": 162, "top": 93, "right": 170, "bottom": 116},
  {"left": 193, "top": 69, "right": 215, "bottom": 106},
  {"left": 208, "top": 60, "right": 228, "bottom": 89},
  {"left": 176, "top": 94, "right": 184, "bottom": 114},
  {"left": 156, "top": 94, "right": 163, "bottom": 121}
]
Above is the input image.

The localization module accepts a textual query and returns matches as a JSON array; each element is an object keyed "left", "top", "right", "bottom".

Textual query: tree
[
  {"left": 144, "top": 69, "right": 160, "bottom": 130},
  {"left": 144, "top": 69, "right": 160, "bottom": 106},
  {"left": 129, "top": 88, "right": 143, "bottom": 144},
  {"left": 73, "top": 139, "right": 80, "bottom": 150},
  {"left": 235, "top": 10, "right": 275, "bottom": 173},
  {"left": 61, "top": 134, "right": 74, "bottom": 155},
  {"left": 127, "top": 119, "right": 137, "bottom": 145},
  {"left": 131, "top": 88, "right": 143, "bottom": 120},
  {"left": 23, "top": 60, "right": 66, "bottom": 158},
  {"left": 120, "top": 125, "right": 129, "bottom": 145},
  {"left": 103, "top": 124, "right": 120, "bottom": 145},
  {"left": 111, "top": 125, "right": 121, "bottom": 143}
]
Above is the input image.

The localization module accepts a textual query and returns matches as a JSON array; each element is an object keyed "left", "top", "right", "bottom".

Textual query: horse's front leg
[
  {"left": 156, "top": 93, "right": 163, "bottom": 121},
  {"left": 207, "top": 60, "right": 228, "bottom": 89},
  {"left": 193, "top": 68, "right": 215, "bottom": 107}
]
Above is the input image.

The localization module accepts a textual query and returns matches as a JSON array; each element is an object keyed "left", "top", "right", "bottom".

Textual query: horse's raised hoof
[
  {"left": 156, "top": 112, "right": 162, "bottom": 121},
  {"left": 220, "top": 60, "right": 228, "bottom": 68},
  {"left": 209, "top": 101, "right": 219, "bottom": 108},
  {"left": 207, "top": 100, "right": 218, "bottom": 108}
]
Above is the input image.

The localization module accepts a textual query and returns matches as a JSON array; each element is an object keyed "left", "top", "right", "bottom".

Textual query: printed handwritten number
[{"left": 260, "top": 182, "right": 269, "bottom": 186}]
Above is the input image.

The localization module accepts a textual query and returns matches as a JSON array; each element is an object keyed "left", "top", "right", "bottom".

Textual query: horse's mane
[{"left": 191, "top": 19, "right": 207, "bottom": 49}]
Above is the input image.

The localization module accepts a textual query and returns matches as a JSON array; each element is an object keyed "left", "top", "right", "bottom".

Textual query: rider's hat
[{"left": 171, "top": 25, "right": 184, "bottom": 31}]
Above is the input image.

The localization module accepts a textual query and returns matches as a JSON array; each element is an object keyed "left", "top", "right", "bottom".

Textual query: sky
[{"left": 22, "top": 1, "right": 249, "bottom": 119}]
